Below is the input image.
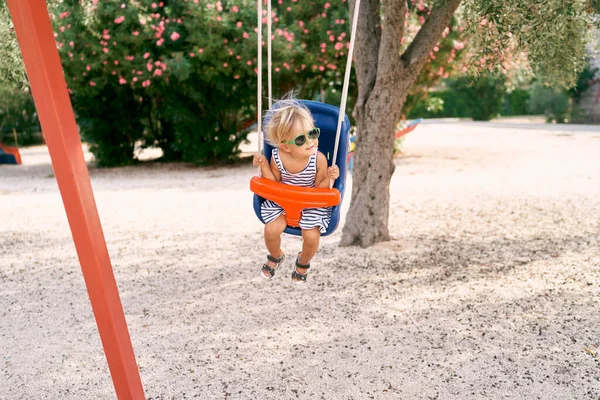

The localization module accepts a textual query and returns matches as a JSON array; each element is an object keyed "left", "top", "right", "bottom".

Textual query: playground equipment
[
  {"left": 0, "top": 129, "right": 22, "bottom": 164},
  {"left": 347, "top": 118, "right": 423, "bottom": 172},
  {"left": 250, "top": 0, "right": 360, "bottom": 237},
  {"left": 6, "top": 1, "right": 145, "bottom": 399},
  {"left": 0, "top": 143, "right": 21, "bottom": 164}
]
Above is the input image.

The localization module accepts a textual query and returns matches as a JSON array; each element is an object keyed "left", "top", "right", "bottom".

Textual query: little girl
[{"left": 253, "top": 102, "right": 339, "bottom": 284}]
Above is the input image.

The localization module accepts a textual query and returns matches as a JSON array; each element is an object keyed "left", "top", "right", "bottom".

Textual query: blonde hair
[{"left": 264, "top": 101, "right": 315, "bottom": 146}]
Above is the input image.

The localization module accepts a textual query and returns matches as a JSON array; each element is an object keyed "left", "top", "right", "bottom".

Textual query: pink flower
[
  {"left": 170, "top": 32, "right": 180, "bottom": 41},
  {"left": 324, "top": 2, "right": 331, "bottom": 9},
  {"left": 231, "top": 6, "right": 239, "bottom": 12},
  {"left": 156, "top": 38, "right": 164, "bottom": 46},
  {"left": 236, "top": 21, "right": 243, "bottom": 28},
  {"left": 132, "top": 31, "right": 139, "bottom": 36},
  {"left": 143, "top": 52, "right": 151, "bottom": 59},
  {"left": 151, "top": 2, "right": 157, "bottom": 8},
  {"left": 335, "top": 42, "right": 343, "bottom": 50},
  {"left": 198, "top": 48, "right": 204, "bottom": 53},
  {"left": 119, "top": 78, "right": 127, "bottom": 84},
  {"left": 114, "top": 16, "right": 125, "bottom": 24},
  {"left": 153, "top": 69, "right": 163, "bottom": 76},
  {"left": 147, "top": 62, "right": 153, "bottom": 72},
  {"left": 86, "top": 65, "right": 91, "bottom": 71},
  {"left": 190, "top": 52, "right": 195, "bottom": 57},
  {"left": 103, "top": 47, "right": 109, "bottom": 53},
  {"left": 234, "top": 75, "right": 240, "bottom": 79},
  {"left": 243, "top": 32, "right": 249, "bottom": 39},
  {"left": 90, "top": 81, "right": 96, "bottom": 86}
]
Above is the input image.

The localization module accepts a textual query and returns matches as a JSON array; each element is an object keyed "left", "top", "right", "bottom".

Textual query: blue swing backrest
[{"left": 253, "top": 100, "right": 350, "bottom": 237}]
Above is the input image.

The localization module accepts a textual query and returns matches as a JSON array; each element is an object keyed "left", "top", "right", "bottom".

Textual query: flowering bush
[
  {"left": 402, "top": 0, "right": 467, "bottom": 117},
  {"left": 52, "top": 0, "right": 353, "bottom": 166}
]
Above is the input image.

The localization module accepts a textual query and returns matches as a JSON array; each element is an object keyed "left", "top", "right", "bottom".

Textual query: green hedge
[{"left": 0, "top": 87, "right": 43, "bottom": 146}]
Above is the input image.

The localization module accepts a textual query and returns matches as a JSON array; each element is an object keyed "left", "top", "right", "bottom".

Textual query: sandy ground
[{"left": 1, "top": 121, "right": 599, "bottom": 400}]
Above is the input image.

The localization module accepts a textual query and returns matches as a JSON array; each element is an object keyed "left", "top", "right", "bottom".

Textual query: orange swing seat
[{"left": 250, "top": 176, "right": 340, "bottom": 227}]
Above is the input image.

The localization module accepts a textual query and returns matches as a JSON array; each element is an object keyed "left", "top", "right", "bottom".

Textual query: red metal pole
[{"left": 5, "top": 1, "right": 145, "bottom": 399}]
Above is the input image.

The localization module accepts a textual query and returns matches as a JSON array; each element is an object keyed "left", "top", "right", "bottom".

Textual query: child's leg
[
  {"left": 263, "top": 214, "right": 287, "bottom": 274},
  {"left": 297, "top": 227, "right": 321, "bottom": 274}
]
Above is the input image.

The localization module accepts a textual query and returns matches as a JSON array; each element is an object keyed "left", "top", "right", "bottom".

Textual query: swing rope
[
  {"left": 332, "top": 0, "right": 360, "bottom": 167},
  {"left": 257, "top": 0, "right": 263, "bottom": 156},
  {"left": 256, "top": 0, "right": 361, "bottom": 178}
]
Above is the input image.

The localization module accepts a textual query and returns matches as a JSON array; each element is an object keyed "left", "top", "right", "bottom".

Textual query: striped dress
[{"left": 261, "top": 148, "right": 332, "bottom": 233}]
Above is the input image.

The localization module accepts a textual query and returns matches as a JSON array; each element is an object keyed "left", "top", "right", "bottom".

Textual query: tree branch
[
  {"left": 377, "top": 0, "right": 407, "bottom": 80},
  {"left": 349, "top": 0, "right": 382, "bottom": 119},
  {"left": 401, "top": 0, "right": 462, "bottom": 73}
]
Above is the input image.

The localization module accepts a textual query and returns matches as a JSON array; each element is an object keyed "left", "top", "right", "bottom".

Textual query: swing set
[{"left": 5, "top": 0, "right": 360, "bottom": 398}]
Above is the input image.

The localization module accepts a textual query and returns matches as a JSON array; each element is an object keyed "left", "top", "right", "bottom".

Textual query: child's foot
[
  {"left": 261, "top": 252, "right": 285, "bottom": 279},
  {"left": 291, "top": 253, "right": 311, "bottom": 284}
]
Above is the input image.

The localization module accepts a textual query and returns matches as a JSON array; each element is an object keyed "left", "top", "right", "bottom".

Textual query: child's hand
[
  {"left": 253, "top": 153, "right": 268, "bottom": 167},
  {"left": 327, "top": 165, "right": 340, "bottom": 180}
]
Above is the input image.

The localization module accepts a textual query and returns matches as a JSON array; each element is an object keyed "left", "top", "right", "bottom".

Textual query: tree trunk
[{"left": 341, "top": 0, "right": 462, "bottom": 247}]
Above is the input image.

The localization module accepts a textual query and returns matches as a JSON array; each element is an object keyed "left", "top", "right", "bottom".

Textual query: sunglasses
[{"left": 284, "top": 128, "right": 321, "bottom": 146}]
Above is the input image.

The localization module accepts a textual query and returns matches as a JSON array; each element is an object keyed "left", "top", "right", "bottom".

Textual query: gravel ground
[{"left": 1, "top": 121, "right": 599, "bottom": 400}]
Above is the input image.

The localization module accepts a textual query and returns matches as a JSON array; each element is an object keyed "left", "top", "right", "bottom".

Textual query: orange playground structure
[{"left": 6, "top": 1, "right": 145, "bottom": 399}]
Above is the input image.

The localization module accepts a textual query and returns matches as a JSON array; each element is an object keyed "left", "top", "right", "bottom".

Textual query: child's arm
[
  {"left": 270, "top": 156, "right": 281, "bottom": 182},
  {"left": 315, "top": 152, "right": 340, "bottom": 188},
  {"left": 253, "top": 153, "right": 278, "bottom": 181}
]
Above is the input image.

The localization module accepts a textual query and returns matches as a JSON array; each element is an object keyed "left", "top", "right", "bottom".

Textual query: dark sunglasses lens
[
  {"left": 308, "top": 129, "right": 320, "bottom": 139},
  {"left": 294, "top": 135, "right": 307, "bottom": 146}
]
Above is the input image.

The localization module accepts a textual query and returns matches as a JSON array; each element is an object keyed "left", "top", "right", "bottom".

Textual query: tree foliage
[
  {"left": 461, "top": 0, "right": 595, "bottom": 88},
  {"left": 0, "top": 3, "right": 28, "bottom": 90}
]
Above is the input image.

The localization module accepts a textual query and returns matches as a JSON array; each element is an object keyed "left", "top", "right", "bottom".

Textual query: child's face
[{"left": 282, "top": 119, "right": 318, "bottom": 157}]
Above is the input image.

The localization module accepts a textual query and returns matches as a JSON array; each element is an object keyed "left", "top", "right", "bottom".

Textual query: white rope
[
  {"left": 257, "top": 0, "right": 263, "bottom": 155},
  {"left": 333, "top": 0, "right": 361, "bottom": 166},
  {"left": 330, "top": 0, "right": 361, "bottom": 188},
  {"left": 268, "top": 0, "right": 273, "bottom": 108}
]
